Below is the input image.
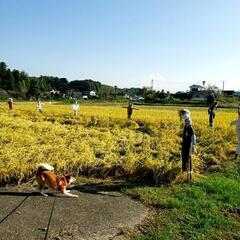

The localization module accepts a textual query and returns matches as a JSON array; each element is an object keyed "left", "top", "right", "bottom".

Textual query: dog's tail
[{"left": 36, "top": 163, "right": 54, "bottom": 174}]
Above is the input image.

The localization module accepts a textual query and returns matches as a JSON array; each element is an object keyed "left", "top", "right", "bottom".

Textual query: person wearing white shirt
[
  {"left": 72, "top": 101, "right": 80, "bottom": 117},
  {"left": 37, "top": 99, "right": 43, "bottom": 113}
]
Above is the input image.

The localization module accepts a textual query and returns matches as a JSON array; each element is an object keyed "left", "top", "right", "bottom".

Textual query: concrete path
[{"left": 0, "top": 184, "right": 149, "bottom": 240}]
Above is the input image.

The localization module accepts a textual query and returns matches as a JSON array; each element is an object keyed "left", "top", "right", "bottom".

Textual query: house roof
[{"left": 189, "top": 84, "right": 204, "bottom": 88}]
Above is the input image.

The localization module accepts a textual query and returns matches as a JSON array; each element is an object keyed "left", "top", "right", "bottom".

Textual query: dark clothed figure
[
  {"left": 208, "top": 102, "right": 217, "bottom": 128},
  {"left": 179, "top": 109, "right": 196, "bottom": 175},
  {"left": 182, "top": 124, "right": 195, "bottom": 171},
  {"left": 127, "top": 104, "right": 133, "bottom": 119},
  {"left": 208, "top": 108, "right": 215, "bottom": 128}
]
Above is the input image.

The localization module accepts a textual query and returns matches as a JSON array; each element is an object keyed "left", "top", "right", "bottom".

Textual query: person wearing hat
[
  {"left": 125, "top": 102, "right": 139, "bottom": 119},
  {"left": 37, "top": 99, "right": 43, "bottom": 113},
  {"left": 7, "top": 98, "right": 14, "bottom": 110},
  {"left": 179, "top": 109, "right": 196, "bottom": 180},
  {"left": 230, "top": 104, "right": 240, "bottom": 160},
  {"left": 72, "top": 100, "right": 80, "bottom": 117},
  {"left": 127, "top": 102, "right": 133, "bottom": 119}
]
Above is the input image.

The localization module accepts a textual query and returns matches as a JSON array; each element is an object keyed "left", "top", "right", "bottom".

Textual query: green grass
[{"left": 126, "top": 160, "right": 240, "bottom": 240}]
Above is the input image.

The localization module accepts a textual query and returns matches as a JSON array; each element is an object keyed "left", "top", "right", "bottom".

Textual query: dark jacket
[{"left": 182, "top": 125, "right": 194, "bottom": 171}]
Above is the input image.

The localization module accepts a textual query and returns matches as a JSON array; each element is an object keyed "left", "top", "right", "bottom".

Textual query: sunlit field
[{"left": 0, "top": 102, "right": 238, "bottom": 184}]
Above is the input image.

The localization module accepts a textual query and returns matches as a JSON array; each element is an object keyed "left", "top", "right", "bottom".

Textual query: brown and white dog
[{"left": 36, "top": 163, "right": 78, "bottom": 197}]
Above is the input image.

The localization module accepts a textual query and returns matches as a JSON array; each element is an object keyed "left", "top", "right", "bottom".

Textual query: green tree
[
  {"left": 69, "top": 79, "right": 101, "bottom": 93},
  {"left": 12, "top": 69, "right": 20, "bottom": 90},
  {"left": 0, "top": 62, "right": 7, "bottom": 89},
  {"left": 5, "top": 69, "right": 15, "bottom": 90},
  {"left": 16, "top": 71, "right": 31, "bottom": 98},
  {"left": 98, "top": 85, "right": 115, "bottom": 99},
  {"left": 26, "top": 77, "right": 42, "bottom": 98}
]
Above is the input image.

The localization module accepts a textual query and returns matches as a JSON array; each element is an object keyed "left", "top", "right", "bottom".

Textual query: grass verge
[{"left": 125, "top": 159, "right": 240, "bottom": 240}]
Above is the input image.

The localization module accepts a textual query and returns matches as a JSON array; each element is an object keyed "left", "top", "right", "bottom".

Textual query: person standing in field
[
  {"left": 179, "top": 109, "right": 196, "bottom": 181},
  {"left": 230, "top": 104, "right": 240, "bottom": 160},
  {"left": 127, "top": 103, "right": 133, "bottom": 119},
  {"left": 37, "top": 99, "right": 43, "bottom": 113},
  {"left": 72, "top": 100, "right": 80, "bottom": 117},
  {"left": 7, "top": 98, "right": 14, "bottom": 110},
  {"left": 208, "top": 101, "right": 218, "bottom": 128},
  {"left": 126, "top": 102, "right": 138, "bottom": 119}
]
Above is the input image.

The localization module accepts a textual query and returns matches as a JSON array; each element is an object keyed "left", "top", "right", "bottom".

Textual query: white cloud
[
  {"left": 139, "top": 73, "right": 167, "bottom": 90},
  {"left": 148, "top": 73, "right": 166, "bottom": 82}
]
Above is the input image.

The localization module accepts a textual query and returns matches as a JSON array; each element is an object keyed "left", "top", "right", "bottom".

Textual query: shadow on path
[
  {"left": 0, "top": 191, "right": 56, "bottom": 197},
  {"left": 72, "top": 180, "right": 149, "bottom": 196}
]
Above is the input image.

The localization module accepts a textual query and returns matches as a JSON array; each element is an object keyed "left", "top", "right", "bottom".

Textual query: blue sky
[{"left": 0, "top": 0, "right": 240, "bottom": 92}]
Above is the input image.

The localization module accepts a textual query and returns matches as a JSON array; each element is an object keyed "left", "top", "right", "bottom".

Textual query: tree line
[
  {"left": 0, "top": 62, "right": 126, "bottom": 99},
  {"left": 1, "top": 61, "right": 230, "bottom": 104}
]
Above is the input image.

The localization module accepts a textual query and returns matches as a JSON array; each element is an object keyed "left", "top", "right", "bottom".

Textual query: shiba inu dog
[{"left": 36, "top": 163, "right": 78, "bottom": 197}]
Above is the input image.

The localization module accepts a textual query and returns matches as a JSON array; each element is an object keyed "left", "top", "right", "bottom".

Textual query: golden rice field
[{"left": 0, "top": 102, "right": 238, "bottom": 185}]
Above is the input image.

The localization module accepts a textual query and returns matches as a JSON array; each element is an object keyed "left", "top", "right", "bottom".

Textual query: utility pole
[
  {"left": 222, "top": 81, "right": 225, "bottom": 92},
  {"left": 151, "top": 79, "right": 153, "bottom": 90}
]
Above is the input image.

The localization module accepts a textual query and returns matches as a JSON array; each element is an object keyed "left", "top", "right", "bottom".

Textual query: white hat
[{"left": 179, "top": 109, "right": 191, "bottom": 120}]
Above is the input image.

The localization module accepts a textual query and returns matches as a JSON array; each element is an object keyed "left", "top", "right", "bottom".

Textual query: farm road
[{"left": 0, "top": 184, "right": 149, "bottom": 240}]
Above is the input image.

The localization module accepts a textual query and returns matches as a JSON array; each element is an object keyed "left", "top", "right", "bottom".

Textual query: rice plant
[{"left": 0, "top": 102, "right": 237, "bottom": 185}]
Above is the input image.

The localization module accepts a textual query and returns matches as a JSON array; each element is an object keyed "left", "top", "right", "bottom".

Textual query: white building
[{"left": 90, "top": 91, "right": 96, "bottom": 96}]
